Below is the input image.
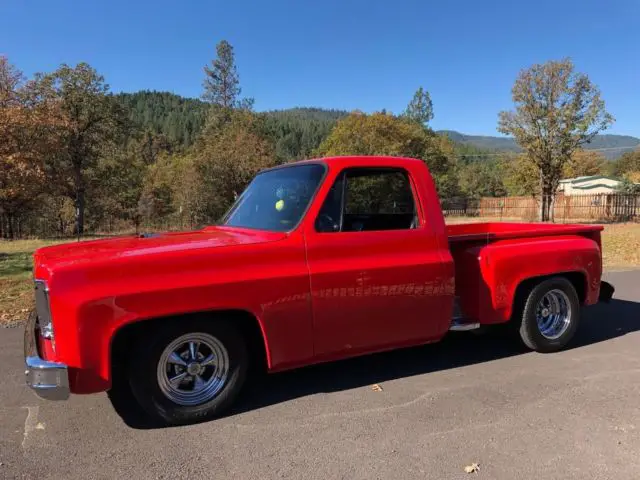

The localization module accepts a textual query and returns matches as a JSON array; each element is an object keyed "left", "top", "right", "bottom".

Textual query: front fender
[
  {"left": 56, "top": 278, "right": 313, "bottom": 394},
  {"left": 57, "top": 288, "right": 271, "bottom": 394}
]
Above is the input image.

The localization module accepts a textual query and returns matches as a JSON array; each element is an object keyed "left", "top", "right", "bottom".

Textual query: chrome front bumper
[{"left": 24, "top": 311, "right": 69, "bottom": 400}]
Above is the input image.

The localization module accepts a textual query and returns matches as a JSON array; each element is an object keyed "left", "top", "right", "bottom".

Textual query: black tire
[
  {"left": 128, "top": 318, "right": 248, "bottom": 426},
  {"left": 515, "top": 277, "right": 580, "bottom": 353}
]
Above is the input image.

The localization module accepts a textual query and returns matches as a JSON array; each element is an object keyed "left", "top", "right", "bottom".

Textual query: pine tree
[
  {"left": 202, "top": 40, "right": 242, "bottom": 108},
  {"left": 403, "top": 87, "right": 434, "bottom": 125}
]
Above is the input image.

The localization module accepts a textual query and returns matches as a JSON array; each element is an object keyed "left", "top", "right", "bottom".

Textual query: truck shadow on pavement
[{"left": 110, "top": 298, "right": 640, "bottom": 429}]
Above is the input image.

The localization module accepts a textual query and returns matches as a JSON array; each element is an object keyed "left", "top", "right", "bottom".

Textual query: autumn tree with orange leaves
[{"left": 0, "top": 57, "right": 60, "bottom": 238}]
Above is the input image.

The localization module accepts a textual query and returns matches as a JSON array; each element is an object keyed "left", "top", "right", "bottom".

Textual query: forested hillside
[
  {"left": 115, "top": 91, "right": 208, "bottom": 147},
  {"left": 115, "top": 91, "right": 348, "bottom": 161},
  {"left": 262, "top": 107, "right": 348, "bottom": 162}
]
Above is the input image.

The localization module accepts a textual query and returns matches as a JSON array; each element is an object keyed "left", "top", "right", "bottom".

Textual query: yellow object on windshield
[{"left": 275, "top": 199, "right": 285, "bottom": 211}]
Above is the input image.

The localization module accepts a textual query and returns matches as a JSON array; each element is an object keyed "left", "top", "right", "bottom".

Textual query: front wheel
[
  {"left": 128, "top": 319, "right": 248, "bottom": 426},
  {"left": 515, "top": 277, "right": 580, "bottom": 353}
]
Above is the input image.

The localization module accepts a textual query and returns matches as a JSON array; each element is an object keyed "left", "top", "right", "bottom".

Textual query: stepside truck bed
[
  {"left": 447, "top": 222, "right": 604, "bottom": 243},
  {"left": 445, "top": 222, "right": 605, "bottom": 326}
]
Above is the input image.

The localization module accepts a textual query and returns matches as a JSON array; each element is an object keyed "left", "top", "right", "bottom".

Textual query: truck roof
[
  {"left": 305, "top": 155, "right": 425, "bottom": 168},
  {"left": 261, "top": 156, "right": 426, "bottom": 174}
]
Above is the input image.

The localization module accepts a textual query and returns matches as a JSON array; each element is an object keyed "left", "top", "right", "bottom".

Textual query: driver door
[{"left": 305, "top": 167, "right": 450, "bottom": 358}]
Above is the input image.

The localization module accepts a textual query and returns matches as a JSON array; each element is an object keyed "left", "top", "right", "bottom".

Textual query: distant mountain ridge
[{"left": 438, "top": 130, "right": 640, "bottom": 159}]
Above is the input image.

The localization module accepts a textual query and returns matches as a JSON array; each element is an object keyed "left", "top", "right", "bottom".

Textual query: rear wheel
[
  {"left": 515, "top": 277, "right": 580, "bottom": 353},
  {"left": 128, "top": 319, "right": 248, "bottom": 425}
]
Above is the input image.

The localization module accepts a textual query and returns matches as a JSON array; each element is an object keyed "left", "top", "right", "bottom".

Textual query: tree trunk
[
  {"left": 540, "top": 192, "right": 554, "bottom": 222},
  {"left": 539, "top": 171, "right": 546, "bottom": 222},
  {"left": 8, "top": 214, "right": 14, "bottom": 240},
  {"left": 539, "top": 193, "right": 551, "bottom": 222},
  {"left": 539, "top": 171, "right": 555, "bottom": 222},
  {"left": 75, "top": 188, "right": 85, "bottom": 237}
]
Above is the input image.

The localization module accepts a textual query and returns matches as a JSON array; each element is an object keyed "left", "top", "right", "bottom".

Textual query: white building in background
[{"left": 557, "top": 175, "right": 623, "bottom": 195}]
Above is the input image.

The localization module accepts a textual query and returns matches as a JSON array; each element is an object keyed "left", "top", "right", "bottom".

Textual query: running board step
[{"left": 449, "top": 320, "right": 481, "bottom": 331}]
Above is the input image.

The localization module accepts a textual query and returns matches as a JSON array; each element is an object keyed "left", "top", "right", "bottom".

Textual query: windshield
[{"left": 222, "top": 163, "right": 325, "bottom": 232}]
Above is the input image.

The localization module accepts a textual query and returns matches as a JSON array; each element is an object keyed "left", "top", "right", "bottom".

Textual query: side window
[
  {"left": 315, "top": 168, "right": 418, "bottom": 233},
  {"left": 315, "top": 174, "right": 344, "bottom": 232}
]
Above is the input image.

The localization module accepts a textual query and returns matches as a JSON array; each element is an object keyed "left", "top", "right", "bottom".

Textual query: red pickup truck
[{"left": 25, "top": 156, "right": 614, "bottom": 425}]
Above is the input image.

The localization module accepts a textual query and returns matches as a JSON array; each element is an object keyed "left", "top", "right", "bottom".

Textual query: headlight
[{"left": 34, "top": 280, "right": 54, "bottom": 339}]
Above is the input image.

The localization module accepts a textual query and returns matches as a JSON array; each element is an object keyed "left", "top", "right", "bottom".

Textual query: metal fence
[{"left": 442, "top": 193, "right": 640, "bottom": 222}]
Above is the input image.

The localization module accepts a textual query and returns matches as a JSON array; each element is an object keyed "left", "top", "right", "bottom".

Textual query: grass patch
[
  {"left": 0, "top": 239, "right": 67, "bottom": 326},
  {"left": 600, "top": 223, "right": 640, "bottom": 269},
  {"left": 0, "top": 251, "right": 35, "bottom": 276},
  {"left": 2, "top": 225, "right": 639, "bottom": 326}
]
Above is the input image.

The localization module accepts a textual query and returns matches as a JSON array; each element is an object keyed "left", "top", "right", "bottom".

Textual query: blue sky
[{"left": 1, "top": 0, "right": 638, "bottom": 136}]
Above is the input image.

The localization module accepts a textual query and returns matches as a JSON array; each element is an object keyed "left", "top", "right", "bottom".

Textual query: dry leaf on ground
[
  {"left": 371, "top": 384, "right": 383, "bottom": 392},
  {"left": 464, "top": 463, "right": 480, "bottom": 474}
]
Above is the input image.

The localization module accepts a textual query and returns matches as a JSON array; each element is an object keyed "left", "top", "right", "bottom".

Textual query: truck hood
[{"left": 34, "top": 226, "right": 286, "bottom": 276}]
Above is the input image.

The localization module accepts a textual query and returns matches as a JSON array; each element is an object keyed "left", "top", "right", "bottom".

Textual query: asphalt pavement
[{"left": 1, "top": 270, "right": 639, "bottom": 480}]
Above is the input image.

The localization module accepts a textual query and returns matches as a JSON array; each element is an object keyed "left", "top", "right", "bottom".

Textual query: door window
[{"left": 316, "top": 168, "right": 418, "bottom": 232}]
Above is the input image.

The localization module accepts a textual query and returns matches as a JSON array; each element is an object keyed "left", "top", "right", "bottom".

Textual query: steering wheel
[{"left": 316, "top": 213, "right": 338, "bottom": 232}]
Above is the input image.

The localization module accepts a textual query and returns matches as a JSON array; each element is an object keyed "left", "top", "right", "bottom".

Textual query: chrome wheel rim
[
  {"left": 536, "top": 289, "right": 572, "bottom": 340},
  {"left": 157, "top": 332, "right": 229, "bottom": 406}
]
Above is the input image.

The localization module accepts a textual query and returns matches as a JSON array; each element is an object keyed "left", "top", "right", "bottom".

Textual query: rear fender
[{"left": 461, "top": 235, "right": 601, "bottom": 324}]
